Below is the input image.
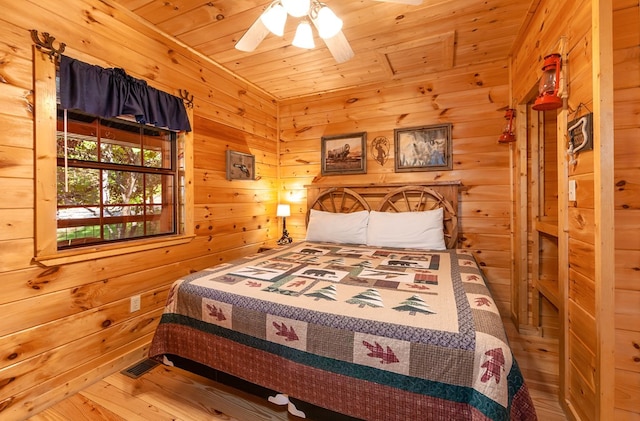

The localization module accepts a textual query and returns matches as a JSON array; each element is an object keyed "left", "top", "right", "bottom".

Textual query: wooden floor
[{"left": 27, "top": 318, "right": 567, "bottom": 421}]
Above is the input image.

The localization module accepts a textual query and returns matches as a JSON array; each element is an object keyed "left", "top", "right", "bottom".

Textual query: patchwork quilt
[{"left": 149, "top": 242, "right": 537, "bottom": 421}]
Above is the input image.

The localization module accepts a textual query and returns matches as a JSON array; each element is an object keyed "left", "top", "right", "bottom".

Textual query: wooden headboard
[{"left": 305, "top": 181, "right": 460, "bottom": 249}]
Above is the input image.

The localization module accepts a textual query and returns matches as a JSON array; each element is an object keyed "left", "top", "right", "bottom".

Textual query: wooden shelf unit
[
  {"left": 530, "top": 110, "right": 560, "bottom": 337},
  {"left": 535, "top": 219, "right": 558, "bottom": 237}
]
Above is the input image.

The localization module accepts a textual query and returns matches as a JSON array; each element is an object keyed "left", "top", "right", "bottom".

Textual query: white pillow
[
  {"left": 306, "top": 209, "right": 369, "bottom": 245},
  {"left": 366, "top": 208, "right": 446, "bottom": 250}
]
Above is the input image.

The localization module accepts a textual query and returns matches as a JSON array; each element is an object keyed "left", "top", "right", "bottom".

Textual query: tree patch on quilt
[
  {"left": 362, "top": 340, "right": 400, "bottom": 364},
  {"left": 304, "top": 284, "right": 338, "bottom": 301},
  {"left": 201, "top": 298, "right": 232, "bottom": 329},
  {"left": 471, "top": 332, "right": 512, "bottom": 407},
  {"left": 273, "top": 321, "right": 299, "bottom": 342},
  {"left": 206, "top": 303, "right": 227, "bottom": 322},
  {"left": 458, "top": 258, "right": 477, "bottom": 268},
  {"left": 480, "top": 348, "right": 505, "bottom": 384},
  {"left": 347, "top": 288, "right": 384, "bottom": 308},
  {"left": 165, "top": 282, "right": 179, "bottom": 311},
  {"left": 461, "top": 273, "right": 483, "bottom": 284},
  {"left": 474, "top": 297, "right": 492, "bottom": 308},
  {"left": 353, "top": 333, "right": 410, "bottom": 375},
  {"left": 266, "top": 315, "right": 308, "bottom": 351},
  {"left": 393, "top": 294, "right": 436, "bottom": 315},
  {"left": 466, "top": 293, "right": 499, "bottom": 315}
]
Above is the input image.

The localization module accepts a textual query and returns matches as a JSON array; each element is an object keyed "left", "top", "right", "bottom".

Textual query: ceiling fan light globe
[
  {"left": 316, "top": 6, "right": 342, "bottom": 39},
  {"left": 292, "top": 21, "right": 315, "bottom": 49},
  {"left": 261, "top": 3, "right": 288, "bottom": 36},
  {"left": 282, "top": 0, "right": 311, "bottom": 17}
]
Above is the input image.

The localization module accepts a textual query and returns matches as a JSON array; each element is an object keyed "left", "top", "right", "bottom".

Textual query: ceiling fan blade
[
  {"left": 309, "top": 13, "right": 354, "bottom": 63},
  {"left": 322, "top": 31, "right": 355, "bottom": 63},
  {"left": 235, "top": 17, "right": 270, "bottom": 52},
  {"left": 373, "top": 0, "right": 423, "bottom": 4}
]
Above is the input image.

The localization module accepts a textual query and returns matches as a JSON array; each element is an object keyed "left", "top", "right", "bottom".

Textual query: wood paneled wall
[
  {"left": 278, "top": 61, "right": 513, "bottom": 314},
  {"left": 0, "top": 1, "right": 277, "bottom": 419},
  {"left": 513, "top": 0, "right": 599, "bottom": 418},
  {"left": 512, "top": 0, "right": 638, "bottom": 419},
  {"left": 612, "top": 0, "right": 640, "bottom": 418},
  {"left": 1, "top": 0, "right": 636, "bottom": 420}
]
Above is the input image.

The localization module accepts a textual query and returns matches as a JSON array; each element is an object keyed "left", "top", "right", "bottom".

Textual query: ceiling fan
[{"left": 235, "top": 0, "right": 424, "bottom": 64}]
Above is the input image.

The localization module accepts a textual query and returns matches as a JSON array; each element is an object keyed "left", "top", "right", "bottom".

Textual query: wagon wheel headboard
[
  {"left": 377, "top": 186, "right": 458, "bottom": 249},
  {"left": 305, "top": 182, "right": 460, "bottom": 249},
  {"left": 306, "top": 187, "right": 370, "bottom": 226}
]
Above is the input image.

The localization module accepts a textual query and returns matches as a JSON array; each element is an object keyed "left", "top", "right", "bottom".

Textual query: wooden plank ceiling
[{"left": 114, "top": 0, "right": 534, "bottom": 100}]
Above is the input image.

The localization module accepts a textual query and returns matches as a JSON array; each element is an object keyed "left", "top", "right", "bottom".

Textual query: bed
[{"left": 149, "top": 183, "right": 537, "bottom": 421}]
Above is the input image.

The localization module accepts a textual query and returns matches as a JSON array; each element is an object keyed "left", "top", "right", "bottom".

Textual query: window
[
  {"left": 34, "top": 48, "right": 194, "bottom": 265},
  {"left": 56, "top": 109, "right": 178, "bottom": 249}
]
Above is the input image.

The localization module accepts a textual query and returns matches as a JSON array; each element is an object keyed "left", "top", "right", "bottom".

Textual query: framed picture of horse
[
  {"left": 321, "top": 132, "right": 367, "bottom": 175},
  {"left": 394, "top": 123, "right": 453, "bottom": 172}
]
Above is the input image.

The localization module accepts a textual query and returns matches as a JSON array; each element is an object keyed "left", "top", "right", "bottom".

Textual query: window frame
[
  {"left": 34, "top": 48, "right": 194, "bottom": 266},
  {"left": 56, "top": 110, "right": 178, "bottom": 249}
]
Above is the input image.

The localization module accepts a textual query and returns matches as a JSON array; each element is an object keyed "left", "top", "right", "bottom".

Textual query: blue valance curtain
[{"left": 59, "top": 55, "right": 191, "bottom": 132}]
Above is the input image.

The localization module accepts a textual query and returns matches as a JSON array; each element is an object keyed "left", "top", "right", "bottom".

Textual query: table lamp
[{"left": 276, "top": 204, "right": 292, "bottom": 245}]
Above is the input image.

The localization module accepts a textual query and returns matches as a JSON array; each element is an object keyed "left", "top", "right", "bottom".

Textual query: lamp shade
[
  {"left": 293, "top": 21, "right": 315, "bottom": 49},
  {"left": 316, "top": 5, "right": 343, "bottom": 39},
  {"left": 277, "top": 204, "right": 291, "bottom": 217},
  {"left": 261, "top": 3, "right": 287, "bottom": 36}
]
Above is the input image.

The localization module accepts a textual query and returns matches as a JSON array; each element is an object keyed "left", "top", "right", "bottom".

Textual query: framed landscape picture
[
  {"left": 394, "top": 123, "right": 453, "bottom": 172},
  {"left": 321, "top": 132, "right": 367, "bottom": 175}
]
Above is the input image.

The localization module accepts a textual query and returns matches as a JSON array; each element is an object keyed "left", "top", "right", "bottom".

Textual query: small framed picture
[
  {"left": 394, "top": 123, "right": 453, "bottom": 172},
  {"left": 321, "top": 132, "right": 367, "bottom": 175},
  {"left": 567, "top": 112, "right": 593, "bottom": 159},
  {"left": 226, "top": 150, "right": 255, "bottom": 180}
]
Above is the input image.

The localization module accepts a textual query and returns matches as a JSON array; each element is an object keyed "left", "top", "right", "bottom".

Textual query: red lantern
[
  {"left": 498, "top": 108, "right": 516, "bottom": 143},
  {"left": 532, "top": 53, "right": 563, "bottom": 111}
]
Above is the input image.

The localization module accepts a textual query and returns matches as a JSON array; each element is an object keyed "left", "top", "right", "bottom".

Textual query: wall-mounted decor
[
  {"left": 370, "top": 136, "right": 390, "bottom": 166},
  {"left": 567, "top": 112, "right": 593, "bottom": 165},
  {"left": 532, "top": 53, "right": 564, "bottom": 111},
  {"left": 226, "top": 150, "right": 255, "bottom": 180},
  {"left": 321, "top": 132, "right": 367, "bottom": 175},
  {"left": 394, "top": 123, "right": 453, "bottom": 172},
  {"left": 498, "top": 108, "right": 516, "bottom": 144}
]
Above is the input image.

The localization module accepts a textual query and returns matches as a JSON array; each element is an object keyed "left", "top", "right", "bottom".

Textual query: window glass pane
[
  {"left": 57, "top": 167, "right": 100, "bottom": 206},
  {"left": 104, "top": 222, "right": 145, "bottom": 240},
  {"left": 145, "top": 173, "right": 162, "bottom": 204},
  {"left": 56, "top": 112, "right": 99, "bottom": 162},
  {"left": 103, "top": 169, "right": 144, "bottom": 205},
  {"left": 100, "top": 119, "right": 142, "bottom": 166},
  {"left": 143, "top": 128, "right": 172, "bottom": 169},
  {"left": 57, "top": 224, "right": 101, "bottom": 248},
  {"left": 146, "top": 174, "right": 175, "bottom": 235}
]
